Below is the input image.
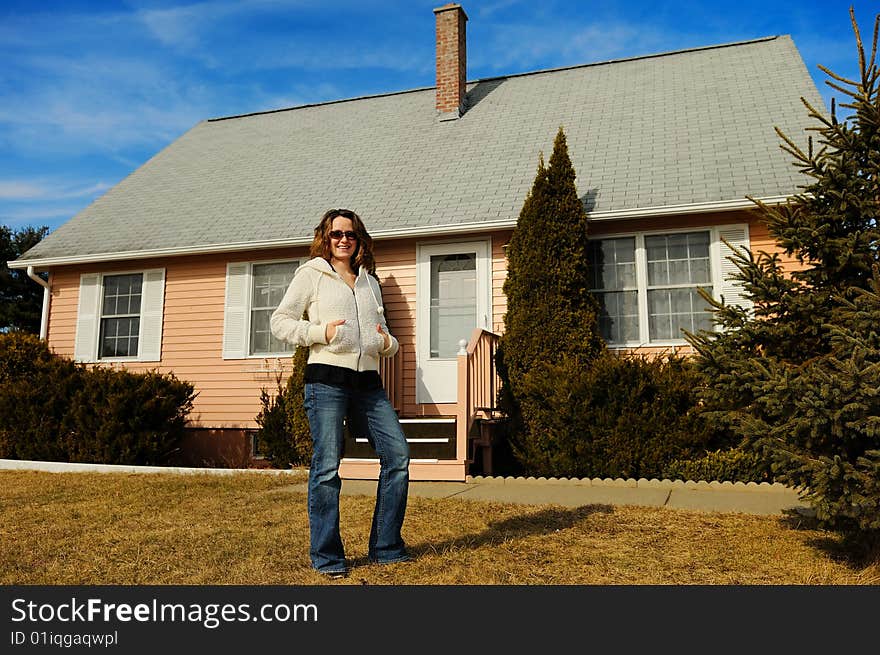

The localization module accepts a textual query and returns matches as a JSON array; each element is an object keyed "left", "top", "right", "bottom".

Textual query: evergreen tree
[
  {"left": 1, "top": 225, "right": 49, "bottom": 333},
  {"left": 496, "top": 126, "right": 603, "bottom": 471},
  {"left": 254, "top": 345, "right": 312, "bottom": 467},
  {"left": 687, "top": 9, "right": 880, "bottom": 542}
]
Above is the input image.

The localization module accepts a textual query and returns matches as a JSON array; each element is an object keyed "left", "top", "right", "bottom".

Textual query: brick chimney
[{"left": 434, "top": 3, "right": 468, "bottom": 120}]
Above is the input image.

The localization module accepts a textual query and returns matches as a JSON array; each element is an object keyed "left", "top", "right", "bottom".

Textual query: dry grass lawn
[{"left": 1, "top": 470, "right": 878, "bottom": 585}]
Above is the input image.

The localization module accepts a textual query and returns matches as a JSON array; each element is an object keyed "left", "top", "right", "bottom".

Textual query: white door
[{"left": 416, "top": 240, "right": 491, "bottom": 404}]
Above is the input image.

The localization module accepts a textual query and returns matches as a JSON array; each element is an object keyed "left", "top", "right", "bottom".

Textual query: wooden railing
[
  {"left": 379, "top": 350, "right": 403, "bottom": 413},
  {"left": 455, "top": 328, "right": 502, "bottom": 464}
]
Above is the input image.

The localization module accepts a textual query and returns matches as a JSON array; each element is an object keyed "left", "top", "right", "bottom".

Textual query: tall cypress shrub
[
  {"left": 686, "top": 9, "right": 880, "bottom": 542},
  {"left": 254, "top": 345, "right": 312, "bottom": 467},
  {"left": 497, "top": 127, "right": 603, "bottom": 471}
]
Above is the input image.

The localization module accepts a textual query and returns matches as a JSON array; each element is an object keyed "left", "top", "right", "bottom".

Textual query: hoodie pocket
[
  {"left": 325, "top": 322, "right": 358, "bottom": 355},
  {"left": 364, "top": 327, "right": 386, "bottom": 357}
]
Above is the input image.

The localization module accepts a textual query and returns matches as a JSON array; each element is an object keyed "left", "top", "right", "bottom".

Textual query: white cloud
[
  {"left": 0, "top": 51, "right": 210, "bottom": 156},
  {"left": 0, "top": 179, "right": 112, "bottom": 202},
  {"left": 136, "top": 4, "right": 211, "bottom": 50},
  {"left": 472, "top": 20, "right": 671, "bottom": 73},
  {"left": 0, "top": 205, "right": 82, "bottom": 226},
  {"left": 0, "top": 182, "right": 46, "bottom": 201}
]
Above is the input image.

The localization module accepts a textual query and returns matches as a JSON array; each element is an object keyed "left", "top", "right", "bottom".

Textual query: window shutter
[
  {"left": 223, "top": 262, "right": 249, "bottom": 359},
  {"left": 139, "top": 268, "right": 166, "bottom": 362},
  {"left": 74, "top": 273, "right": 101, "bottom": 363},
  {"left": 716, "top": 224, "right": 752, "bottom": 313}
]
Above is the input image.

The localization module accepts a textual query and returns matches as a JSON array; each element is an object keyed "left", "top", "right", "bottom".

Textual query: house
[{"left": 9, "top": 4, "right": 823, "bottom": 481}]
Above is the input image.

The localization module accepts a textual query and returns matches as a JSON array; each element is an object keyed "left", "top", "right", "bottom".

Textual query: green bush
[
  {"left": 254, "top": 346, "right": 312, "bottom": 468},
  {"left": 0, "top": 334, "right": 81, "bottom": 461},
  {"left": 663, "top": 448, "right": 773, "bottom": 483},
  {"left": 511, "top": 352, "right": 725, "bottom": 479},
  {"left": 62, "top": 366, "right": 195, "bottom": 465},
  {"left": 0, "top": 332, "right": 196, "bottom": 465}
]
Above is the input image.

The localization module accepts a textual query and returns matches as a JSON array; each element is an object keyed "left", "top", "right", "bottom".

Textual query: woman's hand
[
  {"left": 376, "top": 324, "right": 391, "bottom": 350},
  {"left": 325, "top": 319, "right": 346, "bottom": 343}
]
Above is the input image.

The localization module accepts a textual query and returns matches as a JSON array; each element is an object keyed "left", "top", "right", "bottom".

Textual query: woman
[{"left": 270, "top": 208, "right": 410, "bottom": 578}]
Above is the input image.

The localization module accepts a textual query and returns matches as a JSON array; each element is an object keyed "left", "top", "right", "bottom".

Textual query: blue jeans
[{"left": 303, "top": 382, "right": 410, "bottom": 573}]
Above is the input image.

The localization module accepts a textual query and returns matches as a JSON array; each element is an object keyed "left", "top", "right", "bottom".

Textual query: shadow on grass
[
  {"left": 397, "top": 503, "right": 615, "bottom": 564},
  {"left": 779, "top": 508, "right": 880, "bottom": 569}
]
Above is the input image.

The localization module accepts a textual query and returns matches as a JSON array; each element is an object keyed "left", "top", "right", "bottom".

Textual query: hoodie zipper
[
  {"left": 352, "top": 281, "right": 362, "bottom": 371},
  {"left": 326, "top": 260, "right": 362, "bottom": 370},
  {"left": 338, "top": 269, "right": 361, "bottom": 371}
]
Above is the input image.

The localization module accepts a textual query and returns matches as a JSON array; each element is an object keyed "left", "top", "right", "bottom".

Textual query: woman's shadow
[{"left": 350, "top": 503, "right": 614, "bottom": 568}]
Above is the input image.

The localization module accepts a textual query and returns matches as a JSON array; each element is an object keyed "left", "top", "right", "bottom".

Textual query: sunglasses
[{"left": 329, "top": 230, "right": 358, "bottom": 241}]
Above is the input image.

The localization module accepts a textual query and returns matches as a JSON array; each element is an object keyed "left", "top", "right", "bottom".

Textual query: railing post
[{"left": 456, "top": 339, "right": 470, "bottom": 466}]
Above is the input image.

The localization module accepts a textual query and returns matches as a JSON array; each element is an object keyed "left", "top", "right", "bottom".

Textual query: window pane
[
  {"left": 100, "top": 317, "right": 140, "bottom": 358},
  {"left": 647, "top": 232, "right": 711, "bottom": 287},
  {"left": 430, "top": 253, "right": 476, "bottom": 358},
  {"left": 590, "top": 238, "right": 635, "bottom": 290},
  {"left": 646, "top": 236, "right": 667, "bottom": 264},
  {"left": 252, "top": 262, "right": 297, "bottom": 310},
  {"left": 687, "top": 231, "right": 710, "bottom": 255},
  {"left": 250, "top": 261, "right": 298, "bottom": 354},
  {"left": 250, "top": 308, "right": 292, "bottom": 355},
  {"left": 691, "top": 258, "right": 710, "bottom": 284},
  {"left": 647, "top": 261, "right": 669, "bottom": 286},
  {"left": 617, "top": 260, "right": 636, "bottom": 288},
  {"left": 666, "top": 233, "right": 689, "bottom": 260},
  {"left": 668, "top": 259, "right": 691, "bottom": 285},
  {"left": 596, "top": 290, "right": 639, "bottom": 344},
  {"left": 102, "top": 274, "right": 142, "bottom": 316},
  {"left": 648, "top": 288, "right": 710, "bottom": 341}
]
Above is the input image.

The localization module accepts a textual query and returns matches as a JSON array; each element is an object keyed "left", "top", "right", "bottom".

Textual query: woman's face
[{"left": 329, "top": 215, "right": 357, "bottom": 262}]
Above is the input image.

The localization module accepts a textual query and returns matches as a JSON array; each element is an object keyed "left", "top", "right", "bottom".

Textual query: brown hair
[{"left": 309, "top": 208, "right": 375, "bottom": 274}]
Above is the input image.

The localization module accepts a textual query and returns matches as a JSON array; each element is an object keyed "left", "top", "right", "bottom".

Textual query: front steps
[{"left": 341, "top": 416, "right": 465, "bottom": 481}]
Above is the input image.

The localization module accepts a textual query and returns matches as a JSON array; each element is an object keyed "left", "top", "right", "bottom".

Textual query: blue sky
[{"left": 1, "top": 0, "right": 876, "bottom": 235}]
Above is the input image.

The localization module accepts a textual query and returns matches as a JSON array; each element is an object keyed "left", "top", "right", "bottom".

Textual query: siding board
[{"left": 43, "top": 216, "right": 793, "bottom": 427}]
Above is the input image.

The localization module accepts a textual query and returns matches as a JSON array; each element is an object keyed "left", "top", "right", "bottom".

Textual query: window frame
[
  {"left": 240, "top": 257, "right": 306, "bottom": 359},
  {"left": 588, "top": 226, "right": 733, "bottom": 348},
  {"left": 245, "top": 257, "right": 308, "bottom": 359},
  {"left": 97, "top": 271, "right": 144, "bottom": 361}
]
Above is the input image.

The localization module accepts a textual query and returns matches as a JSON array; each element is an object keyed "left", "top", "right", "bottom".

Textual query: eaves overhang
[{"left": 7, "top": 195, "right": 787, "bottom": 270}]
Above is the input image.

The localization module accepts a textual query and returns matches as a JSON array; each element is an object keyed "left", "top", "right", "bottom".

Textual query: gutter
[
  {"left": 7, "top": 195, "right": 790, "bottom": 270},
  {"left": 26, "top": 266, "right": 50, "bottom": 341}
]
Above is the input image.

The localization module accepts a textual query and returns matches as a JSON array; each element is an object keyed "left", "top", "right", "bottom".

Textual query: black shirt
[{"left": 304, "top": 363, "right": 382, "bottom": 391}]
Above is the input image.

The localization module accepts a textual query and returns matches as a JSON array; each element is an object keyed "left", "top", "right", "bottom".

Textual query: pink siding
[
  {"left": 42, "top": 212, "right": 795, "bottom": 429},
  {"left": 47, "top": 248, "right": 309, "bottom": 429}
]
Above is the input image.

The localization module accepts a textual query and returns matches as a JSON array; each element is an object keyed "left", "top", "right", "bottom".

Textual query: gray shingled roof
[{"left": 15, "top": 35, "right": 824, "bottom": 267}]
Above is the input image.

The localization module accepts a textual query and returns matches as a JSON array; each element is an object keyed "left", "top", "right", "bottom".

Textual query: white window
[
  {"left": 589, "top": 225, "right": 749, "bottom": 347},
  {"left": 429, "top": 253, "right": 478, "bottom": 358},
  {"left": 99, "top": 273, "right": 142, "bottom": 358},
  {"left": 74, "top": 269, "right": 165, "bottom": 363},
  {"left": 223, "top": 259, "right": 302, "bottom": 359}
]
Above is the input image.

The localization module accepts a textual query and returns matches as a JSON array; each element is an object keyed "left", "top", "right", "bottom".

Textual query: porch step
[{"left": 343, "top": 416, "right": 457, "bottom": 461}]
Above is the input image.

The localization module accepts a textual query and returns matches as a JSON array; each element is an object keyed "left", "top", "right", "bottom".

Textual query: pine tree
[
  {"left": 686, "top": 9, "right": 880, "bottom": 543},
  {"left": 1, "top": 225, "right": 49, "bottom": 333},
  {"left": 496, "top": 126, "right": 603, "bottom": 472}
]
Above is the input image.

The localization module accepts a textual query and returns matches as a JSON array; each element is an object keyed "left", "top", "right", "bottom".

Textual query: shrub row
[
  {"left": 503, "top": 351, "right": 755, "bottom": 481},
  {"left": 0, "top": 332, "right": 196, "bottom": 465}
]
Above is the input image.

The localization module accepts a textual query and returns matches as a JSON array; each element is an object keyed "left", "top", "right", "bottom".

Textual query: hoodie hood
[
  {"left": 303, "top": 256, "right": 336, "bottom": 275},
  {"left": 301, "top": 257, "right": 383, "bottom": 310}
]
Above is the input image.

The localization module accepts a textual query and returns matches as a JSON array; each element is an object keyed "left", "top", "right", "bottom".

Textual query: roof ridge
[
  {"left": 207, "top": 34, "right": 784, "bottom": 124},
  {"left": 476, "top": 35, "right": 784, "bottom": 84}
]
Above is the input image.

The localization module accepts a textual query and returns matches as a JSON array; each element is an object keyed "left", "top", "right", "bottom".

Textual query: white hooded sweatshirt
[{"left": 269, "top": 257, "right": 399, "bottom": 372}]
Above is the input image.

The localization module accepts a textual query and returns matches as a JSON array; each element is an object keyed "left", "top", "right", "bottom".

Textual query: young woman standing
[{"left": 270, "top": 208, "right": 409, "bottom": 578}]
